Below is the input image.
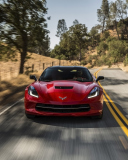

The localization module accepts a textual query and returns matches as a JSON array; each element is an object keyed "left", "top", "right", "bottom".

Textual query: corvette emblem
[{"left": 59, "top": 96, "right": 67, "bottom": 100}]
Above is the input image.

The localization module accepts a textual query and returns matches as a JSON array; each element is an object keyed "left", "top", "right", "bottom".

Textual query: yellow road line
[
  {"left": 104, "top": 95, "right": 128, "bottom": 137},
  {"left": 95, "top": 68, "right": 128, "bottom": 137},
  {"left": 96, "top": 69, "right": 128, "bottom": 126},
  {"left": 103, "top": 89, "right": 128, "bottom": 126}
]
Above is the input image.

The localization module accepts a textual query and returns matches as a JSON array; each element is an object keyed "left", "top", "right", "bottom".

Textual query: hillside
[
  {"left": 0, "top": 52, "right": 71, "bottom": 106},
  {"left": 0, "top": 52, "right": 69, "bottom": 82},
  {"left": 84, "top": 29, "right": 128, "bottom": 72}
]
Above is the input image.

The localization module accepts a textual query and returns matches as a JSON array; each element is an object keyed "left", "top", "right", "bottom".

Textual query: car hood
[{"left": 38, "top": 80, "right": 93, "bottom": 103}]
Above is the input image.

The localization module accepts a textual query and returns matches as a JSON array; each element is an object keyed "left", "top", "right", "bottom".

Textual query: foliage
[
  {"left": 0, "top": 0, "right": 50, "bottom": 74},
  {"left": 0, "top": 42, "right": 17, "bottom": 61},
  {"left": 81, "top": 60, "right": 87, "bottom": 65},
  {"left": 52, "top": 22, "right": 88, "bottom": 62},
  {"left": 123, "top": 54, "right": 128, "bottom": 66},
  {"left": 73, "top": 19, "right": 79, "bottom": 25},
  {"left": 97, "top": 41, "right": 108, "bottom": 55},
  {"left": 101, "top": 31, "right": 110, "bottom": 40},
  {"left": 108, "top": 39, "right": 128, "bottom": 63},
  {"left": 87, "top": 55, "right": 93, "bottom": 64},
  {"left": 89, "top": 26, "right": 100, "bottom": 46},
  {"left": 56, "top": 19, "right": 68, "bottom": 38},
  {"left": 97, "top": 0, "right": 109, "bottom": 33},
  {"left": 106, "top": 36, "right": 116, "bottom": 43},
  {"left": 69, "top": 23, "right": 88, "bottom": 61}
]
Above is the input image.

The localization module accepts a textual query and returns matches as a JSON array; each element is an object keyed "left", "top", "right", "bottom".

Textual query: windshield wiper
[
  {"left": 65, "top": 79, "right": 91, "bottom": 82},
  {"left": 76, "top": 80, "right": 91, "bottom": 82},
  {"left": 42, "top": 80, "right": 52, "bottom": 82}
]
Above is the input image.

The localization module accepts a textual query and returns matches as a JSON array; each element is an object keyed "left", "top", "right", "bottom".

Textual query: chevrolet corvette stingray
[{"left": 24, "top": 66, "right": 104, "bottom": 119}]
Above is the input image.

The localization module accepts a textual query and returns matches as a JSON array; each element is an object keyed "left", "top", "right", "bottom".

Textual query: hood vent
[{"left": 55, "top": 86, "right": 73, "bottom": 89}]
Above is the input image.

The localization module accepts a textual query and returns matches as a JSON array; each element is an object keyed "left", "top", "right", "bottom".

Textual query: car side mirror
[
  {"left": 96, "top": 76, "right": 104, "bottom": 82},
  {"left": 30, "top": 75, "right": 37, "bottom": 81}
]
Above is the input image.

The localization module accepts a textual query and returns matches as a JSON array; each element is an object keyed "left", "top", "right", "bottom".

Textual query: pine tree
[
  {"left": 56, "top": 19, "right": 68, "bottom": 38},
  {"left": 97, "top": 0, "right": 109, "bottom": 33}
]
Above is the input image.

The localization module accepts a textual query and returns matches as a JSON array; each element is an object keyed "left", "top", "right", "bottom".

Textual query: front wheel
[
  {"left": 92, "top": 111, "right": 103, "bottom": 119},
  {"left": 25, "top": 112, "right": 35, "bottom": 119}
]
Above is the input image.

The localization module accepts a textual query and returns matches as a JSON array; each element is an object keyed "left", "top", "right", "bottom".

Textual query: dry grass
[
  {"left": 109, "top": 29, "right": 118, "bottom": 38},
  {"left": 0, "top": 51, "right": 72, "bottom": 106},
  {"left": 0, "top": 52, "right": 60, "bottom": 81},
  {"left": 0, "top": 70, "right": 43, "bottom": 107}
]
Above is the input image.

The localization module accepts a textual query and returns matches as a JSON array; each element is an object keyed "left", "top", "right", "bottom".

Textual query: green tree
[
  {"left": 110, "top": 2, "right": 120, "bottom": 39},
  {"left": 73, "top": 19, "right": 79, "bottom": 25},
  {"left": 0, "top": 0, "right": 49, "bottom": 74},
  {"left": 97, "top": 0, "right": 109, "bottom": 33},
  {"left": 56, "top": 19, "right": 68, "bottom": 38},
  {"left": 97, "top": 41, "right": 108, "bottom": 55},
  {"left": 0, "top": 42, "right": 16, "bottom": 61},
  {"left": 69, "top": 23, "right": 88, "bottom": 62},
  {"left": 89, "top": 26, "right": 99, "bottom": 46},
  {"left": 116, "top": 0, "right": 128, "bottom": 39},
  {"left": 60, "top": 31, "right": 78, "bottom": 61},
  {"left": 53, "top": 22, "right": 88, "bottom": 62},
  {"left": 108, "top": 39, "right": 128, "bottom": 63},
  {"left": 101, "top": 31, "right": 110, "bottom": 41}
]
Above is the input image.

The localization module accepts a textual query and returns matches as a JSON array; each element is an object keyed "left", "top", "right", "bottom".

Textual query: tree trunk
[
  {"left": 102, "top": 17, "right": 106, "bottom": 33},
  {"left": 79, "top": 48, "right": 81, "bottom": 62},
  {"left": 19, "top": 52, "right": 26, "bottom": 74},
  {"left": 124, "top": 21, "right": 128, "bottom": 40},
  {"left": 115, "top": 20, "right": 120, "bottom": 40},
  {"left": 19, "top": 37, "right": 27, "bottom": 74}
]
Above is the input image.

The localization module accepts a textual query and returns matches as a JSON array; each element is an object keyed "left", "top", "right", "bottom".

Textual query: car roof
[{"left": 47, "top": 66, "right": 88, "bottom": 70}]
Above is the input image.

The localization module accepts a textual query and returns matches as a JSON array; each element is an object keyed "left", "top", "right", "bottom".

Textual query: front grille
[
  {"left": 35, "top": 103, "right": 90, "bottom": 113},
  {"left": 55, "top": 86, "right": 73, "bottom": 89}
]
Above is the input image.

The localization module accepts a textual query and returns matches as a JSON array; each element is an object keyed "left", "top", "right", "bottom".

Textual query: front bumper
[{"left": 25, "top": 100, "right": 103, "bottom": 117}]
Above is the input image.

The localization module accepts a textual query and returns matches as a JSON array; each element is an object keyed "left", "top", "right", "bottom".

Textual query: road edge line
[
  {"left": 0, "top": 98, "right": 24, "bottom": 116},
  {"left": 96, "top": 69, "right": 128, "bottom": 126}
]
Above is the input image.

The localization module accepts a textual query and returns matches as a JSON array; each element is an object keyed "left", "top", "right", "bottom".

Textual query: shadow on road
[
  {"left": 30, "top": 102, "right": 118, "bottom": 128},
  {"left": 0, "top": 100, "right": 126, "bottom": 160},
  {"left": 101, "top": 77, "right": 128, "bottom": 86}
]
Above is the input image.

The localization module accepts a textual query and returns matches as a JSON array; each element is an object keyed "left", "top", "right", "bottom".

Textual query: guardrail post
[
  {"left": 0, "top": 69, "right": 1, "bottom": 83},
  {"left": 43, "top": 63, "right": 45, "bottom": 70},
  {"left": 32, "top": 64, "right": 34, "bottom": 72},
  {"left": 52, "top": 61, "right": 54, "bottom": 66},
  {"left": 59, "top": 60, "right": 61, "bottom": 66}
]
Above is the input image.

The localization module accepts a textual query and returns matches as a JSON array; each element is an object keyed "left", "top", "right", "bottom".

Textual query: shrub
[
  {"left": 123, "top": 54, "right": 128, "bottom": 66},
  {"left": 87, "top": 55, "right": 93, "bottom": 64},
  {"left": 106, "top": 36, "right": 116, "bottom": 43},
  {"left": 108, "top": 40, "right": 128, "bottom": 63},
  {"left": 97, "top": 41, "right": 108, "bottom": 55},
  {"left": 101, "top": 31, "right": 110, "bottom": 41},
  {"left": 96, "top": 59, "right": 104, "bottom": 66},
  {"left": 105, "top": 60, "right": 112, "bottom": 68},
  {"left": 81, "top": 60, "right": 87, "bottom": 65}
]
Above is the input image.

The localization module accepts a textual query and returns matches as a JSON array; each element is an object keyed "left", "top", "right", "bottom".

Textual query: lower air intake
[
  {"left": 35, "top": 103, "right": 90, "bottom": 113},
  {"left": 55, "top": 86, "right": 73, "bottom": 89}
]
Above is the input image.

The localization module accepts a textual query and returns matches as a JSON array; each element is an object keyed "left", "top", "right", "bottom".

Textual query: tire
[
  {"left": 92, "top": 111, "right": 103, "bottom": 119},
  {"left": 25, "top": 112, "right": 35, "bottom": 119}
]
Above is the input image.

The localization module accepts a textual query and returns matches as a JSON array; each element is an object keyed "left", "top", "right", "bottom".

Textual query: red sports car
[{"left": 24, "top": 66, "right": 104, "bottom": 119}]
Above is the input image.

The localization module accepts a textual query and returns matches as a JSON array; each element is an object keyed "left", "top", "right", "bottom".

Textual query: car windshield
[{"left": 39, "top": 67, "right": 93, "bottom": 82}]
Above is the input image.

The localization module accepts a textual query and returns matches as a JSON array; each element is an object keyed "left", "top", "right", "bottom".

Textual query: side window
[{"left": 39, "top": 70, "right": 46, "bottom": 81}]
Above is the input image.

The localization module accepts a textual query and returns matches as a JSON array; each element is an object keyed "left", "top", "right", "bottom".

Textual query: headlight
[
  {"left": 28, "top": 86, "right": 39, "bottom": 98},
  {"left": 88, "top": 87, "right": 99, "bottom": 98}
]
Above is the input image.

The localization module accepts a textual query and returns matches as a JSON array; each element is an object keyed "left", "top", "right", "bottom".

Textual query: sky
[{"left": 46, "top": 0, "right": 115, "bottom": 49}]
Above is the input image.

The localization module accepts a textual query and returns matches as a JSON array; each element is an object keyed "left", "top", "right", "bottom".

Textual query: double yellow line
[{"left": 94, "top": 68, "right": 128, "bottom": 137}]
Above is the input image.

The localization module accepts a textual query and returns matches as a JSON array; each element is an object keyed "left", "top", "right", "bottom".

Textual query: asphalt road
[{"left": 0, "top": 68, "right": 128, "bottom": 160}]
